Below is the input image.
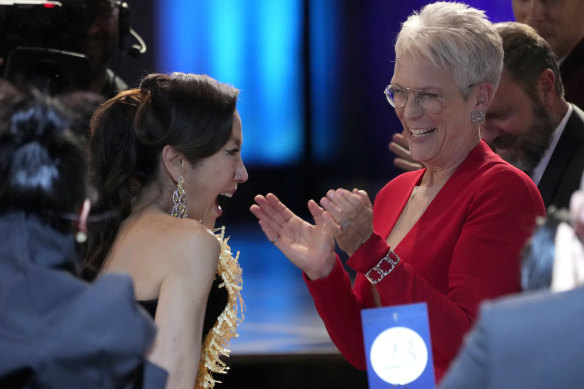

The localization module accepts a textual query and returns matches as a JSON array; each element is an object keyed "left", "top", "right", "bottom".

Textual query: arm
[
  {"left": 304, "top": 255, "right": 370, "bottom": 369},
  {"left": 147, "top": 225, "right": 220, "bottom": 389},
  {"left": 348, "top": 169, "right": 544, "bottom": 364},
  {"left": 251, "top": 193, "right": 369, "bottom": 369},
  {"left": 311, "top": 167, "right": 543, "bottom": 374}
]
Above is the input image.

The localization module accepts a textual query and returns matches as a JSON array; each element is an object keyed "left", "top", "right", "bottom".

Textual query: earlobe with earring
[
  {"left": 471, "top": 111, "right": 486, "bottom": 125},
  {"left": 171, "top": 176, "right": 189, "bottom": 218}
]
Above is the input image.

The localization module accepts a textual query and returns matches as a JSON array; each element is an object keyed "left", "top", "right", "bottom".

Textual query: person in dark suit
[
  {"left": 438, "top": 193, "right": 584, "bottom": 389},
  {"left": 511, "top": 0, "right": 584, "bottom": 110},
  {"left": 482, "top": 22, "right": 584, "bottom": 210}
]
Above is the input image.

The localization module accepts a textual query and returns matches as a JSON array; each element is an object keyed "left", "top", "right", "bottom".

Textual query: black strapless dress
[
  {"left": 138, "top": 277, "right": 228, "bottom": 338},
  {"left": 139, "top": 228, "right": 243, "bottom": 389}
]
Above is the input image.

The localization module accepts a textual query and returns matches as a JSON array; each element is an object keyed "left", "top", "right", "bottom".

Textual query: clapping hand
[
  {"left": 250, "top": 193, "right": 337, "bottom": 280},
  {"left": 318, "top": 188, "right": 374, "bottom": 255}
]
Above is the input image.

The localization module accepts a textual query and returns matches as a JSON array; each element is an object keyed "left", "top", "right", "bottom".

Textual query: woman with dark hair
[
  {"left": 83, "top": 72, "right": 248, "bottom": 389},
  {"left": 0, "top": 81, "right": 166, "bottom": 388}
]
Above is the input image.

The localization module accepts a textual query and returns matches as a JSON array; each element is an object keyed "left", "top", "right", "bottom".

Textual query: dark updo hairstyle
[
  {"left": 82, "top": 72, "right": 239, "bottom": 280},
  {"left": 0, "top": 81, "right": 87, "bottom": 233}
]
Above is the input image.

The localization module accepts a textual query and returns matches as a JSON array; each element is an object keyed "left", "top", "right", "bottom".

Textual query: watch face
[{"left": 369, "top": 326, "right": 429, "bottom": 385}]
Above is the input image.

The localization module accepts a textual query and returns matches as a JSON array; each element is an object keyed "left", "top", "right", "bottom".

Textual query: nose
[
  {"left": 235, "top": 159, "right": 248, "bottom": 183},
  {"left": 401, "top": 92, "right": 423, "bottom": 120},
  {"left": 517, "top": 0, "right": 545, "bottom": 24}
]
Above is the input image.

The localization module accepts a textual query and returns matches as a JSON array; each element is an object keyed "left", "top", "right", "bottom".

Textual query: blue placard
[{"left": 361, "top": 303, "right": 435, "bottom": 388}]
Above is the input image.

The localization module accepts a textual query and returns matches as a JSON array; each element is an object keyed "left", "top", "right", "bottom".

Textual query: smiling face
[
  {"left": 483, "top": 70, "right": 554, "bottom": 175},
  {"left": 181, "top": 110, "right": 248, "bottom": 228},
  {"left": 512, "top": 0, "right": 584, "bottom": 58},
  {"left": 391, "top": 55, "right": 480, "bottom": 171}
]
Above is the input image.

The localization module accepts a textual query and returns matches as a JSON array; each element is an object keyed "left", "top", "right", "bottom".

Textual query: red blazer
[{"left": 305, "top": 141, "right": 545, "bottom": 382}]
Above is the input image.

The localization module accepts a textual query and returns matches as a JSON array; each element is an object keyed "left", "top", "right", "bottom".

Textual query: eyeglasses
[{"left": 384, "top": 84, "right": 466, "bottom": 115}]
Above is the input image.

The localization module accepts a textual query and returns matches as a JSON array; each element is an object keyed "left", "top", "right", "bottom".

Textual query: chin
[
  {"left": 203, "top": 217, "right": 217, "bottom": 230},
  {"left": 410, "top": 150, "right": 428, "bottom": 164}
]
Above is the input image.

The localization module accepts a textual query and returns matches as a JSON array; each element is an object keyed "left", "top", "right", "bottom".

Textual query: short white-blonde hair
[{"left": 395, "top": 1, "right": 503, "bottom": 98}]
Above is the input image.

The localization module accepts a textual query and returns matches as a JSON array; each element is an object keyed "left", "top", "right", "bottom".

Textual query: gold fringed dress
[{"left": 195, "top": 226, "right": 245, "bottom": 388}]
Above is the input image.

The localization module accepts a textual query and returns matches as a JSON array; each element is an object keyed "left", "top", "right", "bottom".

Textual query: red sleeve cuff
[
  {"left": 347, "top": 232, "right": 391, "bottom": 273},
  {"left": 303, "top": 254, "right": 344, "bottom": 287}
]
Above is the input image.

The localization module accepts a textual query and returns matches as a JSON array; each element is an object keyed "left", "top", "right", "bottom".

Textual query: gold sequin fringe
[{"left": 195, "top": 226, "right": 245, "bottom": 389}]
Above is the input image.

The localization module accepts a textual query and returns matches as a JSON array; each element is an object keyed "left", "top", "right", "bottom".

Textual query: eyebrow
[
  {"left": 229, "top": 136, "right": 242, "bottom": 148},
  {"left": 392, "top": 83, "right": 443, "bottom": 93}
]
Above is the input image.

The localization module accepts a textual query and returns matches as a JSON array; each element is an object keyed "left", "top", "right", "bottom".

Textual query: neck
[
  {"left": 422, "top": 136, "right": 479, "bottom": 188},
  {"left": 89, "top": 67, "right": 109, "bottom": 95},
  {"left": 422, "top": 165, "right": 457, "bottom": 190},
  {"left": 551, "top": 98, "right": 570, "bottom": 127},
  {"left": 131, "top": 183, "right": 171, "bottom": 216},
  {"left": 556, "top": 33, "right": 584, "bottom": 59}
]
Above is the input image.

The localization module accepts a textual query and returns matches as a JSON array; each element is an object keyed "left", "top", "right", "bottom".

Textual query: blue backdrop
[{"left": 154, "top": 0, "right": 514, "bottom": 172}]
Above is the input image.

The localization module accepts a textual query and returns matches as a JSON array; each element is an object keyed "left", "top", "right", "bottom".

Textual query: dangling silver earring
[
  {"left": 471, "top": 111, "right": 486, "bottom": 125},
  {"left": 171, "top": 176, "right": 188, "bottom": 218}
]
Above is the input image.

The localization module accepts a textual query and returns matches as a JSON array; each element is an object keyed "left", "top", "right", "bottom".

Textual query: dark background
[
  {"left": 114, "top": 0, "right": 514, "bottom": 229},
  {"left": 115, "top": 0, "right": 402, "bottom": 226}
]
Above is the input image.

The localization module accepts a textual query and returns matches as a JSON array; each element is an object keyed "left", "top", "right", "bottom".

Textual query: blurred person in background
[
  {"left": 482, "top": 22, "right": 584, "bottom": 210},
  {"left": 512, "top": 0, "right": 584, "bottom": 109},
  {"left": 0, "top": 80, "right": 166, "bottom": 388},
  {"left": 0, "top": 0, "right": 145, "bottom": 97}
]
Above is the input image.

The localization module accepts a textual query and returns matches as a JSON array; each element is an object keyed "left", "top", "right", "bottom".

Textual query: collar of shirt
[{"left": 531, "top": 104, "right": 573, "bottom": 185}]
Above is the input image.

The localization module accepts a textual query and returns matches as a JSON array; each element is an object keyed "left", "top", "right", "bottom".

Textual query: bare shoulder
[{"left": 163, "top": 219, "right": 221, "bottom": 278}]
